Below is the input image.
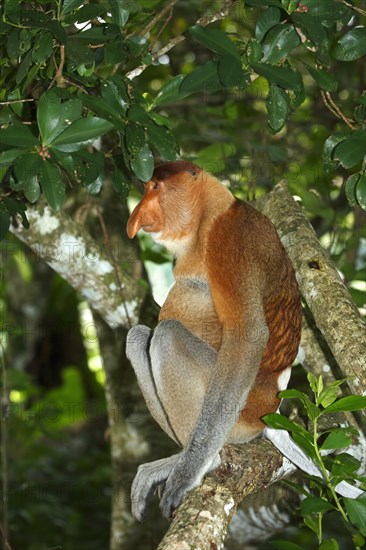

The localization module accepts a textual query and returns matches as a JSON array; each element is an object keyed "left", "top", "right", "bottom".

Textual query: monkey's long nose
[{"left": 126, "top": 202, "right": 143, "bottom": 239}]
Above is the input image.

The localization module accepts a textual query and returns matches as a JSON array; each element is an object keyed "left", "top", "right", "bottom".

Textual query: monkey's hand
[
  {"left": 159, "top": 449, "right": 220, "bottom": 519},
  {"left": 131, "top": 454, "right": 181, "bottom": 521}
]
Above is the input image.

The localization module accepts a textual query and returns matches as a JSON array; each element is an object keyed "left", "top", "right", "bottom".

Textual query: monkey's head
[{"left": 126, "top": 161, "right": 203, "bottom": 243}]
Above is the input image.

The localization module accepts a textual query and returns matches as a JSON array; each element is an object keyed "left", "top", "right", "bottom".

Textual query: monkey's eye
[{"left": 151, "top": 181, "right": 160, "bottom": 190}]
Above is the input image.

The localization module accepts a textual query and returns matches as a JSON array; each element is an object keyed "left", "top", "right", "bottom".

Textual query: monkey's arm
[{"left": 159, "top": 275, "right": 269, "bottom": 518}]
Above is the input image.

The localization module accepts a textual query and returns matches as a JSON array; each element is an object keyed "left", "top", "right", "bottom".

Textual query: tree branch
[
  {"left": 126, "top": 0, "right": 237, "bottom": 80},
  {"left": 258, "top": 182, "right": 366, "bottom": 403},
  {"left": 10, "top": 202, "right": 145, "bottom": 329}
]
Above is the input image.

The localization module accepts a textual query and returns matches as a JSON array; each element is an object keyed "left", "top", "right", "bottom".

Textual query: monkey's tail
[{"left": 264, "top": 427, "right": 364, "bottom": 499}]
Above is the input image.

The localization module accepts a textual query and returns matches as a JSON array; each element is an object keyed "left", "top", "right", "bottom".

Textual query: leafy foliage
[
  {"left": 264, "top": 374, "right": 366, "bottom": 548},
  {"left": 1, "top": 0, "right": 366, "bottom": 233}
]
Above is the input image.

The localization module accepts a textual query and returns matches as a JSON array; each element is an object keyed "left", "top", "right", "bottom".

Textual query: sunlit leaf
[
  {"left": 301, "top": 496, "right": 335, "bottom": 514},
  {"left": 344, "top": 494, "right": 366, "bottom": 536},
  {"left": 322, "top": 395, "right": 366, "bottom": 414},
  {"left": 0, "top": 121, "right": 38, "bottom": 147},
  {"left": 190, "top": 25, "right": 241, "bottom": 60},
  {"left": 131, "top": 144, "right": 154, "bottom": 182},
  {"left": 255, "top": 7, "right": 281, "bottom": 42},
  {"left": 50, "top": 117, "right": 114, "bottom": 152},
  {"left": 333, "top": 27, "right": 366, "bottom": 61},
  {"left": 40, "top": 161, "right": 65, "bottom": 211},
  {"left": 321, "top": 429, "right": 352, "bottom": 451},
  {"left": 267, "top": 84, "right": 289, "bottom": 133}
]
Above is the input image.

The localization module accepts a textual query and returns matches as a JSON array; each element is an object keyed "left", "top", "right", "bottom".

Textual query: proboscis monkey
[{"left": 126, "top": 161, "right": 363, "bottom": 521}]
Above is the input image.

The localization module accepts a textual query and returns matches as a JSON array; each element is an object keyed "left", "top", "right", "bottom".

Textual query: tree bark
[{"left": 258, "top": 181, "right": 366, "bottom": 401}]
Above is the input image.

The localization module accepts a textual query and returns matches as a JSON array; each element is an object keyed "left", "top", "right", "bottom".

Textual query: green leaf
[
  {"left": 62, "top": 0, "right": 83, "bottom": 16},
  {"left": 145, "top": 120, "right": 179, "bottom": 161},
  {"left": 267, "top": 84, "right": 289, "bottom": 133},
  {"left": 131, "top": 144, "right": 154, "bottom": 182},
  {"left": 75, "top": 150, "right": 104, "bottom": 186},
  {"left": 180, "top": 61, "right": 225, "bottom": 95},
  {"left": 32, "top": 32, "right": 53, "bottom": 64},
  {"left": 37, "top": 95, "right": 83, "bottom": 146},
  {"left": 37, "top": 90, "right": 62, "bottom": 145},
  {"left": 322, "top": 395, "right": 366, "bottom": 414},
  {"left": 355, "top": 174, "right": 366, "bottom": 210},
  {"left": 319, "top": 539, "right": 339, "bottom": 550},
  {"left": 303, "top": 516, "right": 321, "bottom": 537},
  {"left": 246, "top": 39, "right": 263, "bottom": 64},
  {"left": 306, "top": 66, "right": 338, "bottom": 92},
  {"left": 85, "top": 175, "right": 103, "bottom": 195},
  {"left": 262, "top": 24, "right": 300, "bottom": 64},
  {"left": 0, "top": 121, "right": 38, "bottom": 147},
  {"left": 333, "top": 28, "right": 366, "bottom": 62},
  {"left": 318, "top": 387, "right": 338, "bottom": 408},
  {"left": 256, "top": 7, "right": 281, "bottom": 42},
  {"left": 291, "top": 14, "right": 325, "bottom": 45},
  {"left": 292, "top": 432, "right": 317, "bottom": 460},
  {"left": 154, "top": 75, "right": 189, "bottom": 106},
  {"left": 263, "top": 412, "right": 307, "bottom": 435},
  {"left": 40, "top": 161, "right": 65, "bottom": 211},
  {"left": 344, "top": 494, "right": 366, "bottom": 536},
  {"left": 321, "top": 428, "right": 352, "bottom": 451},
  {"left": 251, "top": 62, "right": 302, "bottom": 91},
  {"left": 301, "top": 496, "right": 335, "bottom": 514},
  {"left": 23, "top": 176, "right": 41, "bottom": 203},
  {"left": 0, "top": 211, "right": 11, "bottom": 240},
  {"left": 189, "top": 25, "right": 241, "bottom": 60},
  {"left": 14, "top": 153, "right": 41, "bottom": 183},
  {"left": 126, "top": 121, "right": 146, "bottom": 154},
  {"left": 332, "top": 453, "right": 361, "bottom": 477},
  {"left": 128, "top": 104, "right": 149, "bottom": 124},
  {"left": 51, "top": 117, "right": 114, "bottom": 152},
  {"left": 218, "top": 55, "right": 243, "bottom": 86},
  {"left": 270, "top": 541, "right": 303, "bottom": 550},
  {"left": 3, "top": 197, "right": 28, "bottom": 229},
  {"left": 112, "top": 169, "right": 131, "bottom": 200},
  {"left": 16, "top": 50, "right": 33, "bottom": 85},
  {"left": 301, "top": 0, "right": 351, "bottom": 21},
  {"left": 307, "top": 372, "right": 318, "bottom": 394},
  {"left": 334, "top": 131, "right": 366, "bottom": 169},
  {"left": 110, "top": 0, "right": 129, "bottom": 28},
  {"left": 323, "top": 133, "right": 347, "bottom": 174},
  {"left": 0, "top": 149, "right": 27, "bottom": 166},
  {"left": 46, "top": 20, "right": 67, "bottom": 44},
  {"left": 278, "top": 389, "right": 306, "bottom": 399},
  {"left": 101, "top": 80, "right": 128, "bottom": 116}
]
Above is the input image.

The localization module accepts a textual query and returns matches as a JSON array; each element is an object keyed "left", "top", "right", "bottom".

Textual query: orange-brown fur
[{"left": 127, "top": 161, "right": 302, "bottom": 437}]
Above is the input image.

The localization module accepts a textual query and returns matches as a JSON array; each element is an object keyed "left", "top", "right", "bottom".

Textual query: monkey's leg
[
  {"left": 128, "top": 320, "right": 220, "bottom": 521},
  {"left": 126, "top": 325, "right": 179, "bottom": 443},
  {"left": 150, "top": 319, "right": 218, "bottom": 447}
]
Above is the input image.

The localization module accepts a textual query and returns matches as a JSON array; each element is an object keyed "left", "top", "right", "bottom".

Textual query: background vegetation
[{"left": 0, "top": 1, "right": 365, "bottom": 549}]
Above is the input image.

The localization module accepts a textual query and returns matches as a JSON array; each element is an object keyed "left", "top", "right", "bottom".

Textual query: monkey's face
[
  {"left": 126, "top": 161, "right": 202, "bottom": 242},
  {"left": 127, "top": 179, "right": 164, "bottom": 239}
]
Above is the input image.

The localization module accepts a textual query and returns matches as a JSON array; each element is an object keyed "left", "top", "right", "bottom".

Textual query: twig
[
  {"left": 0, "top": 99, "right": 34, "bottom": 106},
  {"left": 49, "top": 44, "right": 66, "bottom": 89},
  {"left": 341, "top": 0, "right": 366, "bottom": 16},
  {"left": 126, "top": 0, "right": 237, "bottom": 80},
  {"left": 321, "top": 90, "right": 356, "bottom": 130},
  {"left": 153, "top": 3, "right": 175, "bottom": 45},
  {"left": 140, "top": 0, "right": 177, "bottom": 39}
]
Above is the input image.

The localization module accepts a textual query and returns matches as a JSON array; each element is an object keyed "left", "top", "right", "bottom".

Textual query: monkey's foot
[{"left": 131, "top": 453, "right": 180, "bottom": 521}]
